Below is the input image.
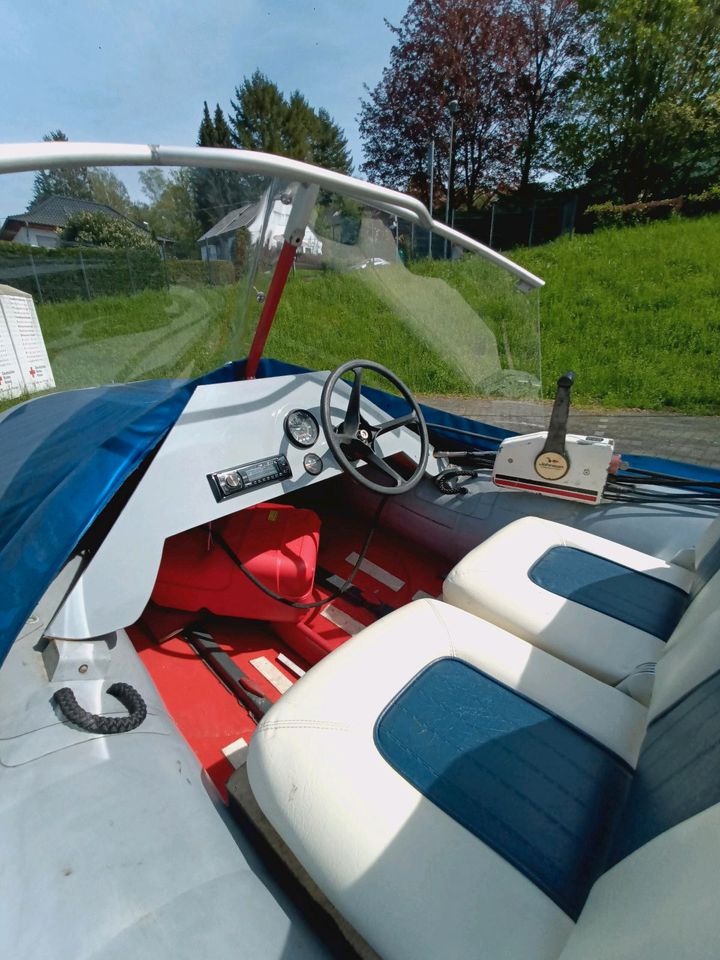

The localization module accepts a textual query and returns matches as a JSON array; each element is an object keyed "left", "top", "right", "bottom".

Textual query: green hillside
[
  {"left": 513, "top": 214, "right": 720, "bottom": 413},
  {"left": 3, "top": 213, "right": 719, "bottom": 417}
]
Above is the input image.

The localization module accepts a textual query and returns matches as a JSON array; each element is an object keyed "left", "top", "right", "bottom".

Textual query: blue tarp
[
  {"left": 0, "top": 363, "right": 242, "bottom": 666},
  {"left": 2, "top": 356, "right": 720, "bottom": 669}
]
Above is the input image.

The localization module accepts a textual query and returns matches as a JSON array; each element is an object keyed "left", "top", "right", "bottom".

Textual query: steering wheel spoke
[
  {"left": 320, "top": 359, "right": 430, "bottom": 496},
  {"left": 375, "top": 412, "right": 417, "bottom": 437},
  {"left": 359, "top": 446, "right": 404, "bottom": 485},
  {"left": 342, "top": 366, "right": 363, "bottom": 436}
]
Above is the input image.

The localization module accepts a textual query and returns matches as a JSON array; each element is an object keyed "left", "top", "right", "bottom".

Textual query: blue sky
[{"left": 0, "top": 0, "right": 407, "bottom": 217}]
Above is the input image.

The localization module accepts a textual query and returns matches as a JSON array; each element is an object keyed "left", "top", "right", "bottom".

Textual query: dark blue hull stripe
[
  {"left": 529, "top": 546, "right": 688, "bottom": 642},
  {"left": 374, "top": 658, "right": 632, "bottom": 920}
]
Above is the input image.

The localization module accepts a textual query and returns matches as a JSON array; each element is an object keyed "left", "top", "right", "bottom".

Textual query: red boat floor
[
  {"left": 128, "top": 512, "right": 450, "bottom": 800},
  {"left": 129, "top": 614, "right": 304, "bottom": 801}
]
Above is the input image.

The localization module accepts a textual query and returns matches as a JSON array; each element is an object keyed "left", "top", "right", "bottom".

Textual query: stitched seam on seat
[
  {"left": 642, "top": 690, "right": 720, "bottom": 775},
  {"left": 259, "top": 720, "right": 352, "bottom": 732},
  {"left": 642, "top": 706, "right": 719, "bottom": 771},
  {"left": 520, "top": 724, "right": 603, "bottom": 789},
  {"left": 380, "top": 724, "right": 575, "bottom": 868},
  {"left": 528, "top": 546, "right": 688, "bottom": 642},
  {"left": 393, "top": 703, "right": 600, "bottom": 813},
  {"left": 394, "top": 699, "right": 596, "bottom": 810},
  {"left": 382, "top": 718, "right": 592, "bottom": 843},
  {"left": 644, "top": 733, "right": 720, "bottom": 793},
  {"left": 426, "top": 600, "right": 456, "bottom": 657}
]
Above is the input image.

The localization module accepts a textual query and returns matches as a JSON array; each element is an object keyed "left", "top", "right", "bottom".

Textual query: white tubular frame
[{"left": 0, "top": 142, "right": 544, "bottom": 289}]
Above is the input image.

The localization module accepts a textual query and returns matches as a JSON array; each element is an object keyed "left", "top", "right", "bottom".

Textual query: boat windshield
[{"left": 0, "top": 159, "right": 543, "bottom": 432}]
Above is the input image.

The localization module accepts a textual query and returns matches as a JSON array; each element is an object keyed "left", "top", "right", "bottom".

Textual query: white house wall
[
  {"left": 11, "top": 225, "right": 60, "bottom": 248},
  {"left": 249, "top": 196, "right": 323, "bottom": 256}
]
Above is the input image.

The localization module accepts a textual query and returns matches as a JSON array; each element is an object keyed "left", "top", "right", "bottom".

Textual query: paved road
[{"left": 421, "top": 395, "right": 720, "bottom": 469}]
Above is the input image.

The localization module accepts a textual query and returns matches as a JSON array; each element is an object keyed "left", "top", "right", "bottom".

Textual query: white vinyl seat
[
  {"left": 250, "top": 576, "right": 720, "bottom": 960},
  {"left": 248, "top": 599, "right": 647, "bottom": 960},
  {"left": 442, "top": 515, "right": 703, "bottom": 685}
]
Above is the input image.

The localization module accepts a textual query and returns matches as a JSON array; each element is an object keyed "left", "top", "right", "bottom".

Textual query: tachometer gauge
[{"left": 284, "top": 409, "right": 319, "bottom": 448}]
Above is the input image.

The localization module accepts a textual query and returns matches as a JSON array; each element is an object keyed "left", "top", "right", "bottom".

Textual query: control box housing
[{"left": 492, "top": 432, "right": 614, "bottom": 504}]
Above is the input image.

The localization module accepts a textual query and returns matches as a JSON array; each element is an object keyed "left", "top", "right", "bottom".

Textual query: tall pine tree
[
  {"left": 194, "top": 102, "right": 247, "bottom": 230},
  {"left": 226, "top": 72, "right": 352, "bottom": 173}
]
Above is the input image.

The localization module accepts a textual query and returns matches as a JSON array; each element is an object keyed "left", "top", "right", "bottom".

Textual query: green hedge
[
  {"left": 165, "top": 258, "right": 235, "bottom": 286},
  {"left": 585, "top": 185, "right": 720, "bottom": 229},
  {"left": 0, "top": 240, "right": 165, "bottom": 302},
  {"left": 584, "top": 197, "right": 683, "bottom": 228},
  {"left": 684, "top": 185, "right": 720, "bottom": 216}
]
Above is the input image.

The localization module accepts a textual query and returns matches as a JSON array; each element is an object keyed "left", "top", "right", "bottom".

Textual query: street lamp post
[{"left": 444, "top": 99, "right": 460, "bottom": 259}]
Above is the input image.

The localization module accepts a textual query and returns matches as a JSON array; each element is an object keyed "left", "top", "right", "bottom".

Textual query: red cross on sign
[{"left": 29, "top": 367, "right": 36, "bottom": 378}]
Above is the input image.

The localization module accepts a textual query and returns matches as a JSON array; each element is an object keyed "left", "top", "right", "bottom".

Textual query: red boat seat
[{"left": 152, "top": 503, "right": 321, "bottom": 623}]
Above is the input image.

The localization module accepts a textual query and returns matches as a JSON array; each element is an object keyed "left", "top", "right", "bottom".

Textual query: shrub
[
  {"left": 62, "top": 211, "right": 158, "bottom": 250},
  {"left": 684, "top": 185, "right": 720, "bottom": 216},
  {"left": 585, "top": 197, "right": 683, "bottom": 228}
]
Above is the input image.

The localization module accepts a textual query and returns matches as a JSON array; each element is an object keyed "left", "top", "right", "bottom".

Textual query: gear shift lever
[{"left": 534, "top": 371, "right": 575, "bottom": 480}]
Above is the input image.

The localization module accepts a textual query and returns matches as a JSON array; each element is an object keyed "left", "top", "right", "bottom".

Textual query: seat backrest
[
  {"left": 690, "top": 512, "right": 720, "bottom": 598},
  {"left": 559, "top": 566, "right": 720, "bottom": 959}
]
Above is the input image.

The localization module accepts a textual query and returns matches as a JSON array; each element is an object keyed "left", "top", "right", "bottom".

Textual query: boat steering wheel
[{"left": 320, "top": 359, "right": 429, "bottom": 495}]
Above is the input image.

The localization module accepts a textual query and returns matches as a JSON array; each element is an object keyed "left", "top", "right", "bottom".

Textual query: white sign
[
  {"left": 0, "top": 285, "right": 55, "bottom": 399},
  {"left": 0, "top": 313, "right": 24, "bottom": 400}
]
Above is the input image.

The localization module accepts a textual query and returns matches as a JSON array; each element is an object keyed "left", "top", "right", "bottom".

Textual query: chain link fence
[
  {"left": 399, "top": 193, "right": 583, "bottom": 260},
  {"left": 0, "top": 244, "right": 235, "bottom": 304}
]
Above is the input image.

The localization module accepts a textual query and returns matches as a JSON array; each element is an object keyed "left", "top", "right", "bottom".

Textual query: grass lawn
[
  {"left": 513, "top": 214, "right": 720, "bottom": 413},
  {"left": 2, "top": 213, "right": 719, "bottom": 416}
]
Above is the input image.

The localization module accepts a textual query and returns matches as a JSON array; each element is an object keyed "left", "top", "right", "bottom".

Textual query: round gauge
[
  {"left": 285, "top": 409, "right": 319, "bottom": 448},
  {"left": 303, "top": 453, "right": 324, "bottom": 475}
]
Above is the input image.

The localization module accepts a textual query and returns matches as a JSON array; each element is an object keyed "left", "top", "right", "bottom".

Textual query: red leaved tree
[{"left": 359, "top": 0, "right": 586, "bottom": 205}]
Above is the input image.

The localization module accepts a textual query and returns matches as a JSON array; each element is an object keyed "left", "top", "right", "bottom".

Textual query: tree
[
  {"left": 61, "top": 211, "right": 157, "bottom": 250},
  {"left": 360, "top": 1, "right": 530, "bottom": 207},
  {"left": 193, "top": 101, "right": 249, "bottom": 230},
  {"left": 359, "top": 0, "right": 586, "bottom": 203},
  {"left": 31, "top": 130, "right": 93, "bottom": 204},
  {"left": 314, "top": 109, "right": 353, "bottom": 175},
  {"left": 508, "top": 0, "right": 588, "bottom": 192},
  {"left": 555, "top": 0, "right": 720, "bottom": 200},
  {"left": 139, "top": 169, "right": 203, "bottom": 258},
  {"left": 228, "top": 71, "right": 352, "bottom": 173},
  {"left": 88, "top": 169, "right": 136, "bottom": 218},
  {"left": 230, "top": 72, "right": 288, "bottom": 155},
  {"left": 213, "top": 104, "right": 234, "bottom": 148}
]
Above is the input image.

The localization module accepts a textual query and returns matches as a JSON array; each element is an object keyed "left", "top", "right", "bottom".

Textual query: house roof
[
  {"left": 197, "top": 200, "right": 261, "bottom": 243},
  {"left": 5, "top": 195, "right": 126, "bottom": 229}
]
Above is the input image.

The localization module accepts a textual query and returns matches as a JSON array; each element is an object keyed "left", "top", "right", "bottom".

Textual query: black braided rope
[{"left": 53, "top": 682, "right": 147, "bottom": 734}]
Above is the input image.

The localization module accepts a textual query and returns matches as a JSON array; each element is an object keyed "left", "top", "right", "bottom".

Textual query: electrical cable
[{"left": 211, "top": 496, "right": 389, "bottom": 610}]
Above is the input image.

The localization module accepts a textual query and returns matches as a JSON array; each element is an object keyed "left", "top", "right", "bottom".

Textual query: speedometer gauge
[{"left": 284, "top": 409, "right": 319, "bottom": 448}]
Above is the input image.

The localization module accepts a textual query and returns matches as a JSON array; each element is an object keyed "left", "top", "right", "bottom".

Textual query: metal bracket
[
  {"left": 284, "top": 183, "right": 320, "bottom": 247},
  {"left": 43, "top": 633, "right": 116, "bottom": 682}
]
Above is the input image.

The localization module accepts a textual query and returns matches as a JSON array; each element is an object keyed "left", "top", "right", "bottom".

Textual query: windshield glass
[{"left": 0, "top": 163, "right": 542, "bottom": 432}]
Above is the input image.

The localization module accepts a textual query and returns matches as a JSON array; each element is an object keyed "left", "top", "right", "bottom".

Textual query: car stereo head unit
[{"left": 208, "top": 455, "right": 292, "bottom": 502}]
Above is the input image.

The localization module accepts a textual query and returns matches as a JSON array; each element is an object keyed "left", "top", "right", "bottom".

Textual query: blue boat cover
[
  {"left": 0, "top": 362, "right": 242, "bottom": 667},
  {"left": 2, "top": 355, "right": 720, "bottom": 669}
]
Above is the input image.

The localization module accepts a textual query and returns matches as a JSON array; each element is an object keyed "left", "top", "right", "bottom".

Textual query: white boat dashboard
[{"left": 50, "top": 370, "right": 436, "bottom": 640}]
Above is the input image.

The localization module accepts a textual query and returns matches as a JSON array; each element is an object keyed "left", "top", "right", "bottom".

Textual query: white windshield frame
[{"left": 0, "top": 142, "right": 544, "bottom": 290}]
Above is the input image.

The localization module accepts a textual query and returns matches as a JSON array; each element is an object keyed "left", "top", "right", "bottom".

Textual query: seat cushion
[
  {"left": 375, "top": 657, "right": 632, "bottom": 920},
  {"left": 248, "top": 599, "right": 647, "bottom": 960},
  {"left": 443, "top": 517, "right": 694, "bottom": 685}
]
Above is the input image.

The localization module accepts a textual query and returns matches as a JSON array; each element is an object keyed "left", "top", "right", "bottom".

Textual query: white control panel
[{"left": 493, "top": 432, "right": 614, "bottom": 504}]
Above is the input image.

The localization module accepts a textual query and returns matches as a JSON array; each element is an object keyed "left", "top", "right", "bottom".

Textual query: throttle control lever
[{"left": 534, "top": 371, "right": 575, "bottom": 480}]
